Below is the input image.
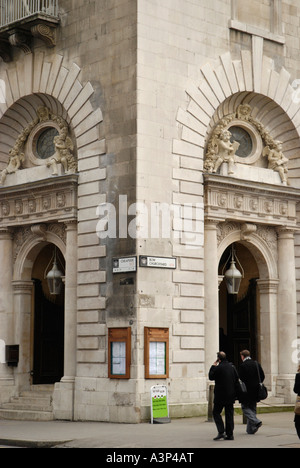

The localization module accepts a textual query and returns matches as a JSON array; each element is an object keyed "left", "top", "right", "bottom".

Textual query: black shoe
[
  {"left": 213, "top": 433, "right": 225, "bottom": 441},
  {"left": 224, "top": 435, "right": 234, "bottom": 440},
  {"left": 253, "top": 422, "right": 262, "bottom": 434}
]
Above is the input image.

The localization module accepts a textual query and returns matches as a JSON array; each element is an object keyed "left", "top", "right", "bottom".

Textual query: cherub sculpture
[
  {"left": 262, "top": 140, "right": 289, "bottom": 185},
  {"left": 212, "top": 129, "right": 240, "bottom": 175},
  {"left": 0, "top": 148, "right": 25, "bottom": 185},
  {"left": 47, "top": 125, "right": 76, "bottom": 175}
]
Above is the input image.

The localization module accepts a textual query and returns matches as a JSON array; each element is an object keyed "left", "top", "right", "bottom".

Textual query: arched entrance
[
  {"left": 31, "top": 244, "right": 65, "bottom": 385},
  {"left": 219, "top": 243, "right": 259, "bottom": 369}
]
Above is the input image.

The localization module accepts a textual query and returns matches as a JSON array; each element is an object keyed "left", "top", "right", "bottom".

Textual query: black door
[
  {"left": 33, "top": 279, "right": 64, "bottom": 384},
  {"left": 227, "top": 279, "right": 258, "bottom": 369}
]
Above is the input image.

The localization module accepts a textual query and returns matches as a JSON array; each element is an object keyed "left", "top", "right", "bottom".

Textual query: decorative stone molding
[
  {"left": 0, "top": 106, "right": 76, "bottom": 186},
  {"left": 8, "top": 30, "right": 31, "bottom": 55},
  {"left": 241, "top": 223, "right": 257, "bottom": 240},
  {"left": 204, "top": 104, "right": 290, "bottom": 184},
  {"left": 0, "top": 174, "right": 78, "bottom": 228},
  {"left": 204, "top": 173, "right": 299, "bottom": 228},
  {"left": 31, "top": 23, "right": 56, "bottom": 48},
  {"left": 31, "top": 224, "right": 47, "bottom": 239},
  {"left": 0, "top": 14, "right": 59, "bottom": 61},
  {"left": 174, "top": 51, "right": 300, "bottom": 187},
  {"left": 0, "top": 53, "right": 104, "bottom": 169}
]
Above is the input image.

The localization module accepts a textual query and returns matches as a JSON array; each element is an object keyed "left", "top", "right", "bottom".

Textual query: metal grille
[{"left": 0, "top": 0, "right": 58, "bottom": 27}]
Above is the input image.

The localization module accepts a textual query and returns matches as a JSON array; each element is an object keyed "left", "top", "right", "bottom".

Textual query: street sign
[
  {"left": 112, "top": 257, "right": 137, "bottom": 274},
  {"left": 139, "top": 256, "right": 176, "bottom": 269}
]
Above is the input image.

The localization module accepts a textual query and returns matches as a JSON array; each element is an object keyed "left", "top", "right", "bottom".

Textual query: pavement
[{"left": 0, "top": 411, "right": 299, "bottom": 449}]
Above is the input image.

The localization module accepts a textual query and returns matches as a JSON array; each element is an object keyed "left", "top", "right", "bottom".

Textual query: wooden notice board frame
[
  {"left": 144, "top": 327, "right": 169, "bottom": 379},
  {"left": 108, "top": 327, "right": 131, "bottom": 379}
]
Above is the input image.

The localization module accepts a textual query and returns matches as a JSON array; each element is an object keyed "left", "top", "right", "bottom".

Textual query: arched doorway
[
  {"left": 218, "top": 243, "right": 259, "bottom": 369},
  {"left": 31, "top": 244, "right": 65, "bottom": 385}
]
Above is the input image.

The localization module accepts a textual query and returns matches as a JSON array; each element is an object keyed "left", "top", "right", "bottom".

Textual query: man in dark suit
[
  {"left": 239, "top": 350, "right": 265, "bottom": 435},
  {"left": 209, "top": 351, "right": 238, "bottom": 441}
]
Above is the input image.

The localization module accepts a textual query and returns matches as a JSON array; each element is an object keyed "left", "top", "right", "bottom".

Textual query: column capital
[
  {"left": 276, "top": 226, "right": 296, "bottom": 237},
  {"left": 205, "top": 218, "right": 219, "bottom": 230},
  {"left": 0, "top": 227, "right": 14, "bottom": 240},
  {"left": 12, "top": 280, "right": 34, "bottom": 294},
  {"left": 61, "top": 219, "right": 78, "bottom": 231},
  {"left": 256, "top": 278, "right": 279, "bottom": 294}
]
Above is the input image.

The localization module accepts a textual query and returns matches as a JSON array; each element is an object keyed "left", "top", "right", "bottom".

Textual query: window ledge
[{"left": 229, "top": 19, "right": 285, "bottom": 45}]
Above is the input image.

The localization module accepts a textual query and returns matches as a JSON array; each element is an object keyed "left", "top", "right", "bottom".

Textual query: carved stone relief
[
  {"left": 0, "top": 106, "right": 77, "bottom": 186},
  {"left": 205, "top": 181, "right": 297, "bottom": 227},
  {"left": 13, "top": 223, "right": 66, "bottom": 263},
  {"left": 205, "top": 104, "right": 290, "bottom": 185},
  {"left": 217, "top": 221, "right": 278, "bottom": 262},
  {"left": 0, "top": 174, "right": 78, "bottom": 227}
]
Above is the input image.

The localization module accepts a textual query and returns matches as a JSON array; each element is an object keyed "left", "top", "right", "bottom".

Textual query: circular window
[
  {"left": 229, "top": 126, "right": 253, "bottom": 158},
  {"left": 227, "top": 120, "right": 263, "bottom": 165},
  {"left": 36, "top": 128, "right": 59, "bottom": 159}
]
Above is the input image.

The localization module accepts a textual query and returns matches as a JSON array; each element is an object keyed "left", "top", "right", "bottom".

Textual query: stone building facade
[{"left": 0, "top": 0, "right": 299, "bottom": 423}]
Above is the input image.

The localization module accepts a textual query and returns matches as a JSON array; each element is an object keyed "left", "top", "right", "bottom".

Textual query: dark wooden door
[
  {"left": 227, "top": 279, "right": 258, "bottom": 369},
  {"left": 33, "top": 280, "right": 64, "bottom": 384}
]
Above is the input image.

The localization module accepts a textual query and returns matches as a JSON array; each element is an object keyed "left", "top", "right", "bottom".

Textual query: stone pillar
[
  {"left": 276, "top": 227, "right": 298, "bottom": 402},
  {"left": 53, "top": 220, "right": 77, "bottom": 420},
  {"left": 204, "top": 220, "right": 220, "bottom": 376},
  {"left": 12, "top": 281, "right": 33, "bottom": 390},
  {"left": 257, "top": 279, "right": 279, "bottom": 393},
  {"left": 0, "top": 228, "right": 14, "bottom": 392}
]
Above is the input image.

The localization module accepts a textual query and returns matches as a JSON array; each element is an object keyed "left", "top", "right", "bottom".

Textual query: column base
[
  {"left": 53, "top": 378, "right": 75, "bottom": 421},
  {"left": 276, "top": 374, "right": 296, "bottom": 404}
]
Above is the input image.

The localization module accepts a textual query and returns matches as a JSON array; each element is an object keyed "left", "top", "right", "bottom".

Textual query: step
[
  {"left": 0, "top": 386, "right": 54, "bottom": 421},
  {"left": 0, "top": 408, "right": 54, "bottom": 421},
  {"left": 1, "top": 398, "right": 52, "bottom": 411}
]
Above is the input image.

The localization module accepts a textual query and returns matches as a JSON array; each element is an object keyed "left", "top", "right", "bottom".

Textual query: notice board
[{"left": 150, "top": 385, "right": 171, "bottom": 424}]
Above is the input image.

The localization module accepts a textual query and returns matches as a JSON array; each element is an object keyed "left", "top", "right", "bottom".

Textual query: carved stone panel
[
  {"left": 204, "top": 173, "right": 299, "bottom": 228},
  {"left": 0, "top": 174, "right": 78, "bottom": 228}
]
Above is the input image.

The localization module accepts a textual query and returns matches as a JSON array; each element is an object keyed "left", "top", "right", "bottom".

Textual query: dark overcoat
[
  {"left": 239, "top": 358, "right": 265, "bottom": 403},
  {"left": 209, "top": 360, "right": 238, "bottom": 405},
  {"left": 294, "top": 373, "right": 300, "bottom": 396}
]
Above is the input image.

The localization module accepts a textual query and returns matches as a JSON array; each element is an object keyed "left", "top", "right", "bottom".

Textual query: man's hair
[
  {"left": 240, "top": 350, "right": 251, "bottom": 358},
  {"left": 217, "top": 351, "right": 227, "bottom": 361}
]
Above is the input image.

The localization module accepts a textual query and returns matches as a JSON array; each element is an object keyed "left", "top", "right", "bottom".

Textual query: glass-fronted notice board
[
  {"left": 144, "top": 327, "right": 169, "bottom": 379},
  {"left": 108, "top": 328, "right": 131, "bottom": 379}
]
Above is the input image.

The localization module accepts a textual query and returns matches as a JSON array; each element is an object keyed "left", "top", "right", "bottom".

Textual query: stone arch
[
  {"left": 13, "top": 229, "right": 66, "bottom": 282},
  {"left": 217, "top": 226, "right": 278, "bottom": 281},
  {"left": 0, "top": 52, "right": 105, "bottom": 170},
  {"left": 174, "top": 50, "right": 300, "bottom": 186}
]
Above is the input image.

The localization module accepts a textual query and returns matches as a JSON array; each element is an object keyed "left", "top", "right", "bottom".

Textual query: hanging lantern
[
  {"left": 223, "top": 245, "right": 244, "bottom": 295},
  {"left": 46, "top": 248, "right": 64, "bottom": 296}
]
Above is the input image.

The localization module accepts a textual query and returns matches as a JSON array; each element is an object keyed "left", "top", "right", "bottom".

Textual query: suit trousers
[
  {"left": 241, "top": 402, "right": 261, "bottom": 434},
  {"left": 213, "top": 402, "right": 234, "bottom": 436}
]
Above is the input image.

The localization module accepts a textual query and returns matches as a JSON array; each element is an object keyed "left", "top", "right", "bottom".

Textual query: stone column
[
  {"left": 276, "top": 227, "right": 298, "bottom": 402},
  {"left": 257, "top": 279, "right": 279, "bottom": 393},
  {"left": 53, "top": 220, "right": 77, "bottom": 420},
  {"left": 204, "top": 220, "right": 220, "bottom": 375},
  {"left": 0, "top": 228, "right": 14, "bottom": 390},
  {"left": 12, "top": 281, "right": 33, "bottom": 390}
]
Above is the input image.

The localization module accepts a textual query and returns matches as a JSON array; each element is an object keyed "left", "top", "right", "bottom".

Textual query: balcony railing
[
  {"left": 0, "top": 0, "right": 59, "bottom": 28},
  {"left": 0, "top": 0, "right": 59, "bottom": 60}
]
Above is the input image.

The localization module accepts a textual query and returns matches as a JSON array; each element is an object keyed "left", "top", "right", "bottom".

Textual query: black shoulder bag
[{"left": 256, "top": 361, "right": 268, "bottom": 401}]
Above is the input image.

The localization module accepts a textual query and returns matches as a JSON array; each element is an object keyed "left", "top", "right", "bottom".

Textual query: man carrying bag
[
  {"left": 239, "top": 350, "right": 266, "bottom": 435},
  {"left": 209, "top": 351, "right": 239, "bottom": 441}
]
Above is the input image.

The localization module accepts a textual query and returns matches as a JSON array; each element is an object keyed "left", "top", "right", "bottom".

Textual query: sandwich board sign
[{"left": 150, "top": 385, "right": 171, "bottom": 424}]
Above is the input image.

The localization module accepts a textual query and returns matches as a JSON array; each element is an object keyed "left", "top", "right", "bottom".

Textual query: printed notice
[
  {"left": 149, "top": 342, "right": 166, "bottom": 375},
  {"left": 111, "top": 342, "right": 126, "bottom": 375}
]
